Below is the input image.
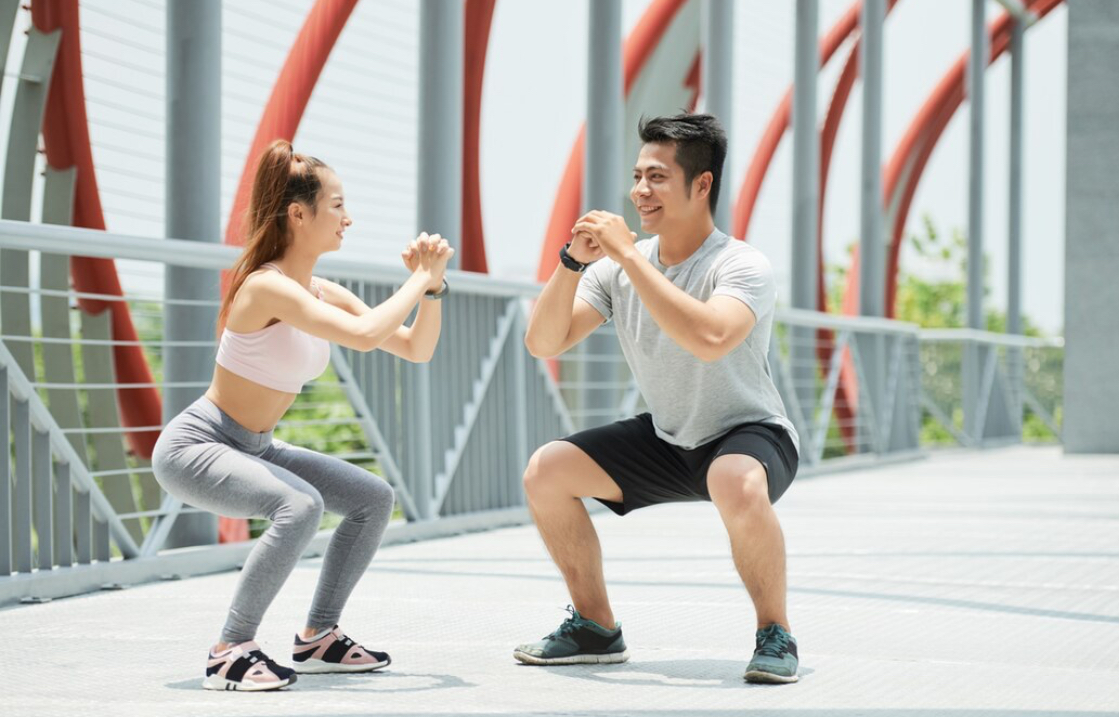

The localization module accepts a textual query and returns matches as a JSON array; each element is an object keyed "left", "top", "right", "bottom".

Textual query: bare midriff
[{"left": 204, "top": 364, "right": 299, "bottom": 433}]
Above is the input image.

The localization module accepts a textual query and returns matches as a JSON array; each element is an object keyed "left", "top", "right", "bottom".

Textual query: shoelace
[
  {"left": 755, "top": 627, "right": 790, "bottom": 659},
  {"left": 544, "top": 605, "right": 584, "bottom": 640}
]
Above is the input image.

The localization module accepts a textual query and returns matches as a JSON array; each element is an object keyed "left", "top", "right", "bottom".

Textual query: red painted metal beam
[
  {"left": 731, "top": 0, "right": 868, "bottom": 243},
  {"left": 461, "top": 0, "right": 497, "bottom": 273},
  {"left": 32, "top": 0, "right": 162, "bottom": 457},
  {"left": 223, "top": 0, "right": 360, "bottom": 251}
]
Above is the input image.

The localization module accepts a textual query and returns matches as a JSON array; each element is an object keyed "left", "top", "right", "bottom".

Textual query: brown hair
[{"left": 219, "top": 140, "right": 329, "bottom": 331}]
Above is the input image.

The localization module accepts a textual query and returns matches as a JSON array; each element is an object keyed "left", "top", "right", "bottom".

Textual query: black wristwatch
[
  {"left": 424, "top": 278, "right": 449, "bottom": 300},
  {"left": 559, "top": 242, "right": 589, "bottom": 273}
]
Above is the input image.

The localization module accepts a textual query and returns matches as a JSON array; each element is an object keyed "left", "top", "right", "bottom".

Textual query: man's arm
[
  {"left": 617, "top": 252, "right": 756, "bottom": 362},
  {"left": 573, "top": 210, "right": 757, "bottom": 362},
  {"left": 524, "top": 264, "right": 606, "bottom": 358}
]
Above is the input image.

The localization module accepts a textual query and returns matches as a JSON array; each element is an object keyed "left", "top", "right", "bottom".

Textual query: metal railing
[
  {"left": 919, "top": 329, "right": 1063, "bottom": 447},
  {"left": 0, "top": 220, "right": 1062, "bottom": 604}
]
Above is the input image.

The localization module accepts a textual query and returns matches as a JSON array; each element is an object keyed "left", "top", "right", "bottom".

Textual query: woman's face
[{"left": 292, "top": 169, "right": 351, "bottom": 254}]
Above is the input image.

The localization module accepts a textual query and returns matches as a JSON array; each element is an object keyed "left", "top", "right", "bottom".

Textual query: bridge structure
[{"left": 0, "top": 1, "right": 1116, "bottom": 713}]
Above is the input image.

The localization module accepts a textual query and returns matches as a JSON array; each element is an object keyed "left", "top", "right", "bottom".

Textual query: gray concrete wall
[{"left": 1064, "top": 0, "right": 1119, "bottom": 453}]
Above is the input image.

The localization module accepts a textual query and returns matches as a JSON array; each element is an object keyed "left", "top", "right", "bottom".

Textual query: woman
[{"left": 152, "top": 140, "right": 453, "bottom": 692}]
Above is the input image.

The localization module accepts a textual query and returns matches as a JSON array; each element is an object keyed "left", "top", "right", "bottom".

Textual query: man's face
[{"left": 630, "top": 142, "right": 705, "bottom": 235}]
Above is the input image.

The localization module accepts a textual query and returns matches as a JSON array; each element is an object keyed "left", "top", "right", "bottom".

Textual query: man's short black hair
[{"left": 637, "top": 113, "right": 728, "bottom": 215}]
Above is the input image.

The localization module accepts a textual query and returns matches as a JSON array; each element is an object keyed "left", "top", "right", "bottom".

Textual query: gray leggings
[{"left": 152, "top": 396, "right": 394, "bottom": 644}]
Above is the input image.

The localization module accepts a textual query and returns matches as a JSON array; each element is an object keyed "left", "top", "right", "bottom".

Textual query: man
[{"left": 515, "top": 113, "right": 801, "bottom": 684}]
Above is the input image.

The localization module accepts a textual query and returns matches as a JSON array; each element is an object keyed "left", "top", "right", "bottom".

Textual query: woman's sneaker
[
  {"left": 292, "top": 625, "right": 391, "bottom": 674},
  {"left": 513, "top": 606, "right": 629, "bottom": 665},
  {"left": 744, "top": 624, "right": 799, "bottom": 684},
  {"left": 203, "top": 641, "right": 297, "bottom": 691}
]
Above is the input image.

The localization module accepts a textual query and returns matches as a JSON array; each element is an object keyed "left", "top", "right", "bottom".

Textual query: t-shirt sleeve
[
  {"left": 575, "top": 258, "right": 614, "bottom": 322},
  {"left": 711, "top": 247, "right": 775, "bottom": 322}
]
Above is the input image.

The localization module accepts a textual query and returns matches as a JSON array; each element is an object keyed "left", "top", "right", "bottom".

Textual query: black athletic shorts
[{"left": 562, "top": 413, "right": 799, "bottom": 516}]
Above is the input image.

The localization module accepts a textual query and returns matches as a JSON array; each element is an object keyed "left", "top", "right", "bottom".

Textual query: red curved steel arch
[
  {"left": 731, "top": 0, "right": 869, "bottom": 244},
  {"left": 820, "top": 0, "right": 1061, "bottom": 456},
  {"left": 537, "top": 0, "right": 691, "bottom": 282},
  {"left": 32, "top": 0, "right": 162, "bottom": 457},
  {"left": 223, "top": 0, "right": 495, "bottom": 273},
  {"left": 222, "top": 0, "right": 360, "bottom": 252},
  {"left": 461, "top": 0, "right": 497, "bottom": 273},
  {"left": 858, "top": 0, "right": 1065, "bottom": 317}
]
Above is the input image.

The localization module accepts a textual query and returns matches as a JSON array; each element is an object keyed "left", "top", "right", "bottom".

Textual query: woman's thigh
[
  {"left": 154, "top": 439, "right": 321, "bottom": 519},
  {"left": 261, "top": 440, "right": 393, "bottom": 515}
]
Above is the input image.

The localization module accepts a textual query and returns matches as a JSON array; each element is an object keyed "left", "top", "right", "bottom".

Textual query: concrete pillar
[
  {"left": 583, "top": 0, "right": 624, "bottom": 428},
  {"left": 1064, "top": 0, "right": 1119, "bottom": 453},
  {"left": 790, "top": 0, "right": 819, "bottom": 432},
  {"left": 418, "top": 0, "right": 464, "bottom": 265},
  {"left": 163, "top": 0, "right": 221, "bottom": 547},
  {"left": 703, "top": 0, "right": 733, "bottom": 230},
  {"left": 964, "top": 0, "right": 988, "bottom": 443}
]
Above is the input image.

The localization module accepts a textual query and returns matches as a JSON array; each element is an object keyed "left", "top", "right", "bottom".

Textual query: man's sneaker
[
  {"left": 203, "top": 641, "right": 297, "bottom": 691},
  {"left": 744, "top": 624, "right": 799, "bottom": 684},
  {"left": 513, "top": 606, "right": 629, "bottom": 665},
  {"left": 292, "top": 625, "right": 391, "bottom": 674}
]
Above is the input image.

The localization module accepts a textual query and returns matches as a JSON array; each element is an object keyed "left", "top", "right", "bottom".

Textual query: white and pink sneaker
[
  {"left": 292, "top": 625, "right": 390, "bottom": 674},
  {"left": 203, "top": 640, "right": 297, "bottom": 691}
]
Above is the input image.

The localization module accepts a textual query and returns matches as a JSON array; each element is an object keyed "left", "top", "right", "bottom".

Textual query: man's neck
[{"left": 657, "top": 217, "right": 716, "bottom": 266}]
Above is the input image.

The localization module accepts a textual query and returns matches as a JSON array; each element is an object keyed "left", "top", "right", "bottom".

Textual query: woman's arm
[
  {"left": 237, "top": 270, "right": 432, "bottom": 352},
  {"left": 317, "top": 277, "right": 443, "bottom": 362},
  {"left": 234, "top": 237, "right": 451, "bottom": 353},
  {"left": 313, "top": 234, "right": 452, "bottom": 362}
]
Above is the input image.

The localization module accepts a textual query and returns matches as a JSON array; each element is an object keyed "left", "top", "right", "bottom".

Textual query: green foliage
[{"left": 825, "top": 214, "right": 1061, "bottom": 447}]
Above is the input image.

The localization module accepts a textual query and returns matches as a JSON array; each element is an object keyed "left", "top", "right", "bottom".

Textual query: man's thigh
[
  {"left": 528, "top": 440, "right": 624, "bottom": 503},
  {"left": 704, "top": 424, "right": 798, "bottom": 505},
  {"left": 561, "top": 413, "right": 702, "bottom": 515}
]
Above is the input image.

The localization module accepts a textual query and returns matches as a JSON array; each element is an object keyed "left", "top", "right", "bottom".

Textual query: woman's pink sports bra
[{"left": 215, "top": 263, "right": 331, "bottom": 393}]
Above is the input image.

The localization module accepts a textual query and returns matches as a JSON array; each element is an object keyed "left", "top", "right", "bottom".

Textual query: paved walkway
[{"left": 2, "top": 446, "right": 1118, "bottom": 716}]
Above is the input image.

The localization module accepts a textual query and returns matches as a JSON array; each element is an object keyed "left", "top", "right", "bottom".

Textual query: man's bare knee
[
  {"left": 708, "top": 457, "right": 770, "bottom": 515},
  {"left": 523, "top": 441, "right": 622, "bottom": 504},
  {"left": 523, "top": 441, "right": 573, "bottom": 502}
]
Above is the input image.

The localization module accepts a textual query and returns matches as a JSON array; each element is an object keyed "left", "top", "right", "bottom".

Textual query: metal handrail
[
  {"left": 0, "top": 219, "right": 543, "bottom": 299},
  {"left": 0, "top": 342, "right": 141, "bottom": 558}
]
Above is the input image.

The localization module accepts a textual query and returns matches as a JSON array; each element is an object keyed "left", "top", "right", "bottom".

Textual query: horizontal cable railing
[
  {"left": 919, "top": 330, "right": 1064, "bottom": 446},
  {"left": 0, "top": 220, "right": 1062, "bottom": 600}
]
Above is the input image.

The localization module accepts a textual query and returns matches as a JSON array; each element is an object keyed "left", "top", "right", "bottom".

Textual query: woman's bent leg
[
  {"left": 264, "top": 441, "right": 394, "bottom": 630},
  {"left": 153, "top": 439, "right": 324, "bottom": 644}
]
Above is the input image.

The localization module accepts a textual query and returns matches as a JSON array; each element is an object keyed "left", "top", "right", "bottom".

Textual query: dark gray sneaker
[
  {"left": 744, "top": 624, "right": 799, "bottom": 683},
  {"left": 513, "top": 606, "right": 629, "bottom": 665}
]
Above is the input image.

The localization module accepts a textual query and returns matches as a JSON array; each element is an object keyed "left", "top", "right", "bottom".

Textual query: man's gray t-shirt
[{"left": 576, "top": 229, "right": 799, "bottom": 454}]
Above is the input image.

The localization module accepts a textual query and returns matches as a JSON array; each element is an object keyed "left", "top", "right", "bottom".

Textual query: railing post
[
  {"left": 13, "top": 397, "right": 31, "bottom": 573},
  {"left": 0, "top": 365, "right": 9, "bottom": 576},
  {"left": 513, "top": 302, "right": 530, "bottom": 486}
]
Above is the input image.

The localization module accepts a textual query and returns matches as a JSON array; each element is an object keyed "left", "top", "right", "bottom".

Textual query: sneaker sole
[
  {"left": 293, "top": 656, "right": 390, "bottom": 674},
  {"left": 202, "top": 674, "right": 296, "bottom": 691},
  {"left": 513, "top": 648, "right": 630, "bottom": 666},
  {"left": 744, "top": 669, "right": 799, "bottom": 684}
]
